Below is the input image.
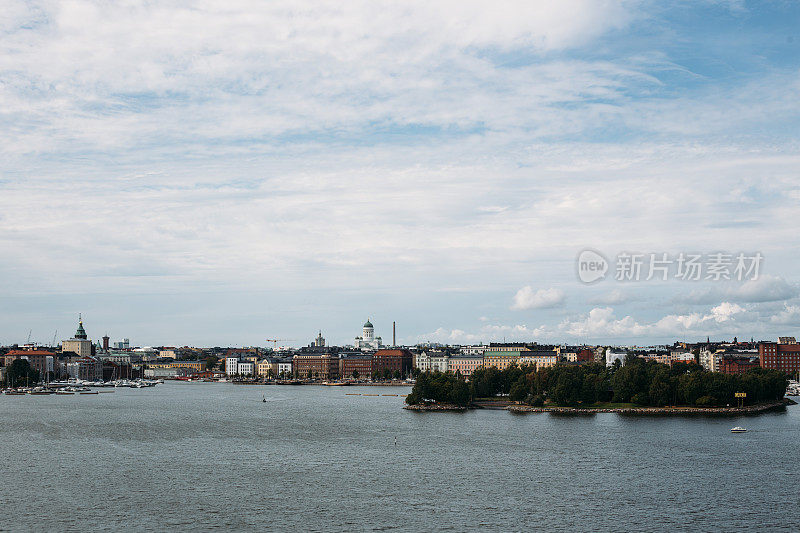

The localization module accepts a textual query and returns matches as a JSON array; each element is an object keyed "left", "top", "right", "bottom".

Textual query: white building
[
  {"left": 355, "top": 319, "right": 382, "bottom": 350},
  {"left": 606, "top": 349, "right": 626, "bottom": 367},
  {"left": 460, "top": 345, "right": 487, "bottom": 356},
  {"left": 277, "top": 361, "right": 293, "bottom": 377},
  {"left": 415, "top": 351, "right": 450, "bottom": 373},
  {"left": 237, "top": 361, "right": 255, "bottom": 376},
  {"left": 226, "top": 356, "right": 240, "bottom": 376}
]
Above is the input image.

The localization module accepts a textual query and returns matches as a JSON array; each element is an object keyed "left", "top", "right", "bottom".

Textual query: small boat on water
[
  {"left": 262, "top": 395, "right": 267, "bottom": 403},
  {"left": 731, "top": 426, "right": 747, "bottom": 433}
]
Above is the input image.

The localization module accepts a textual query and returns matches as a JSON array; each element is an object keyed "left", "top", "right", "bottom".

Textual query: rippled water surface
[{"left": 1, "top": 382, "right": 798, "bottom": 532}]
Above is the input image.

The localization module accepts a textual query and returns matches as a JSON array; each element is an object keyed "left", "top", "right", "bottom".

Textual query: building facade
[
  {"left": 339, "top": 353, "right": 373, "bottom": 379},
  {"left": 293, "top": 353, "right": 339, "bottom": 380},
  {"left": 414, "top": 351, "right": 450, "bottom": 373},
  {"left": 519, "top": 350, "right": 559, "bottom": 369},
  {"left": 448, "top": 355, "right": 483, "bottom": 377},
  {"left": 3, "top": 350, "right": 55, "bottom": 377},
  {"left": 759, "top": 340, "right": 800, "bottom": 374},
  {"left": 372, "top": 349, "right": 412, "bottom": 377}
]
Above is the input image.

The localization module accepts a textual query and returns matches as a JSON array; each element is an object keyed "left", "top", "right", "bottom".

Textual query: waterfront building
[
  {"left": 171, "top": 361, "right": 204, "bottom": 372},
  {"left": 759, "top": 340, "right": 800, "bottom": 374},
  {"left": 519, "top": 350, "right": 559, "bottom": 369},
  {"left": 3, "top": 350, "right": 55, "bottom": 377},
  {"left": 62, "top": 317, "right": 93, "bottom": 357},
  {"left": 414, "top": 350, "right": 450, "bottom": 373},
  {"left": 339, "top": 353, "right": 373, "bottom": 379},
  {"left": 372, "top": 349, "right": 412, "bottom": 377},
  {"left": 237, "top": 361, "right": 255, "bottom": 376},
  {"left": 277, "top": 360, "right": 293, "bottom": 377},
  {"left": 257, "top": 359, "right": 277, "bottom": 378},
  {"left": 293, "top": 353, "right": 339, "bottom": 380},
  {"left": 448, "top": 355, "right": 483, "bottom": 377},
  {"left": 355, "top": 319, "right": 383, "bottom": 350},
  {"left": 100, "top": 352, "right": 143, "bottom": 365},
  {"left": 66, "top": 356, "right": 103, "bottom": 381},
  {"left": 225, "top": 356, "right": 240, "bottom": 376}
]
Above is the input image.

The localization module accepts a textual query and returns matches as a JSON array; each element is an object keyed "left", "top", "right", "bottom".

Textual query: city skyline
[{"left": 2, "top": 2, "right": 800, "bottom": 345}]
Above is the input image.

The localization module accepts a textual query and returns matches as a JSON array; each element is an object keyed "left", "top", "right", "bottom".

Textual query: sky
[{"left": 1, "top": 0, "right": 800, "bottom": 348}]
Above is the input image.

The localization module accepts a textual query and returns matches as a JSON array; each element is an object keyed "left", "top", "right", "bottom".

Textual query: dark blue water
[{"left": 1, "top": 382, "right": 798, "bottom": 531}]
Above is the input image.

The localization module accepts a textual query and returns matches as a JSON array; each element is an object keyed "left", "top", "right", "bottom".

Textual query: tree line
[{"left": 406, "top": 355, "right": 788, "bottom": 408}]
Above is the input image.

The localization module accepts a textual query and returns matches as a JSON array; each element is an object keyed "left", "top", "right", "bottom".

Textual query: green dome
[
  {"left": 75, "top": 320, "right": 87, "bottom": 339},
  {"left": 363, "top": 320, "right": 373, "bottom": 328}
]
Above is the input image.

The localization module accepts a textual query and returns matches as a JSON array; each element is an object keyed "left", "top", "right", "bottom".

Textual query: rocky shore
[{"left": 506, "top": 398, "right": 795, "bottom": 415}]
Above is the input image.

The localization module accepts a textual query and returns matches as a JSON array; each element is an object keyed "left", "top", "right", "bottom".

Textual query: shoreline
[
  {"left": 506, "top": 398, "right": 795, "bottom": 415},
  {"left": 404, "top": 398, "right": 796, "bottom": 414}
]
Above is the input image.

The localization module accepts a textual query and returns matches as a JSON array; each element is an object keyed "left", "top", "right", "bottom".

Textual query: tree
[
  {"left": 6, "top": 359, "right": 40, "bottom": 386},
  {"left": 393, "top": 370, "right": 401, "bottom": 380},
  {"left": 205, "top": 354, "right": 219, "bottom": 371},
  {"left": 352, "top": 370, "right": 359, "bottom": 379}
]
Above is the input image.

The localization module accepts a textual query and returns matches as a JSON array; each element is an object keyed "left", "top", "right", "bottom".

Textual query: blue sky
[{"left": 1, "top": 0, "right": 800, "bottom": 347}]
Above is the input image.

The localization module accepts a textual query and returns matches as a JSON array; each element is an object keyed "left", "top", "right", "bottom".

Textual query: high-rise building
[{"left": 312, "top": 331, "right": 325, "bottom": 347}]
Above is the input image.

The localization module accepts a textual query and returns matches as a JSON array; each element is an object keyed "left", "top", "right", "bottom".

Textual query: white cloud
[
  {"left": 588, "top": 289, "right": 632, "bottom": 305},
  {"left": 511, "top": 287, "right": 566, "bottom": 310},
  {"left": 675, "top": 276, "right": 799, "bottom": 305},
  {"left": 770, "top": 304, "right": 800, "bottom": 326}
]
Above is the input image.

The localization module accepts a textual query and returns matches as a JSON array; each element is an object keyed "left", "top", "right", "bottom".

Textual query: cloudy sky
[{"left": 2, "top": 0, "right": 800, "bottom": 347}]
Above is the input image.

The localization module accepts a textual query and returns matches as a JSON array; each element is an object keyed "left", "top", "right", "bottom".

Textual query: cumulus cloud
[
  {"left": 770, "top": 304, "right": 800, "bottom": 326},
  {"left": 422, "top": 301, "right": 790, "bottom": 344},
  {"left": 674, "top": 276, "right": 799, "bottom": 305},
  {"left": 511, "top": 287, "right": 566, "bottom": 310}
]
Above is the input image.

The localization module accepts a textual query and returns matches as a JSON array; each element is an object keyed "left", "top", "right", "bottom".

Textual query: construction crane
[
  {"left": 265, "top": 338, "right": 295, "bottom": 349},
  {"left": 52, "top": 330, "right": 58, "bottom": 348},
  {"left": 26, "top": 330, "right": 32, "bottom": 344}
]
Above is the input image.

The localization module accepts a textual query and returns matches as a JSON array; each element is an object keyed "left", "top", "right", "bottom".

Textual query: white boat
[{"left": 731, "top": 426, "right": 747, "bottom": 433}]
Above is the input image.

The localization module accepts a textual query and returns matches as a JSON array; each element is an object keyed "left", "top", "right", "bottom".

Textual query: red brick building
[
  {"left": 3, "top": 350, "right": 55, "bottom": 377},
  {"left": 759, "top": 341, "right": 800, "bottom": 374},
  {"left": 293, "top": 353, "right": 339, "bottom": 380},
  {"left": 372, "top": 349, "right": 413, "bottom": 378},
  {"left": 718, "top": 355, "right": 760, "bottom": 375},
  {"left": 339, "top": 354, "right": 372, "bottom": 379}
]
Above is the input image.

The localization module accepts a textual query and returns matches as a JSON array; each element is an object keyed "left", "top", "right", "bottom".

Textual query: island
[{"left": 404, "top": 356, "right": 790, "bottom": 414}]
